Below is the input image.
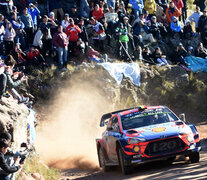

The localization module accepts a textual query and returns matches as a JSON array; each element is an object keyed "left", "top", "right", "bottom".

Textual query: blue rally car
[{"left": 96, "top": 106, "right": 201, "bottom": 174}]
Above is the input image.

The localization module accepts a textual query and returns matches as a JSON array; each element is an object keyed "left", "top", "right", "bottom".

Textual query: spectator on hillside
[
  {"left": 10, "top": 12, "right": 26, "bottom": 51},
  {"left": 80, "top": 0, "right": 90, "bottom": 18},
  {"left": 198, "top": 9, "right": 207, "bottom": 33},
  {"left": 144, "top": 0, "right": 156, "bottom": 18},
  {"left": 193, "top": 0, "right": 206, "bottom": 12},
  {"left": 183, "top": 20, "right": 194, "bottom": 40},
  {"left": 166, "top": 2, "right": 181, "bottom": 24},
  {"left": 172, "top": 0, "right": 183, "bottom": 21},
  {"left": 142, "top": 46, "right": 155, "bottom": 64},
  {"left": 0, "top": 138, "right": 23, "bottom": 180},
  {"left": 4, "top": 22, "right": 16, "bottom": 55},
  {"left": 152, "top": 47, "right": 168, "bottom": 66},
  {"left": 48, "top": 0, "right": 64, "bottom": 21},
  {"left": 188, "top": 6, "right": 203, "bottom": 32},
  {"left": 69, "top": 5, "right": 80, "bottom": 24},
  {"left": 182, "top": 0, "right": 187, "bottom": 23},
  {"left": 0, "top": 15, "right": 5, "bottom": 56},
  {"left": 115, "top": 1, "right": 127, "bottom": 21},
  {"left": 66, "top": 18, "right": 81, "bottom": 56},
  {"left": 33, "top": 28, "right": 43, "bottom": 49},
  {"left": 195, "top": 42, "right": 207, "bottom": 58},
  {"left": 89, "top": 17, "right": 105, "bottom": 52},
  {"left": 52, "top": 25, "right": 69, "bottom": 69},
  {"left": 78, "top": 18, "right": 88, "bottom": 47},
  {"left": 92, "top": 4, "right": 104, "bottom": 21},
  {"left": 28, "top": 3, "right": 40, "bottom": 31},
  {"left": 173, "top": 43, "right": 187, "bottom": 64},
  {"left": 4, "top": 55, "right": 28, "bottom": 103},
  {"left": 201, "top": 24, "right": 207, "bottom": 47},
  {"left": 170, "top": 16, "right": 182, "bottom": 38},
  {"left": 0, "top": 64, "right": 7, "bottom": 102},
  {"left": 61, "top": 14, "right": 70, "bottom": 31},
  {"left": 130, "top": 0, "right": 144, "bottom": 19},
  {"left": 20, "top": 7, "right": 34, "bottom": 47},
  {"left": 41, "top": 27, "right": 52, "bottom": 58},
  {"left": 156, "top": 0, "right": 168, "bottom": 13}
]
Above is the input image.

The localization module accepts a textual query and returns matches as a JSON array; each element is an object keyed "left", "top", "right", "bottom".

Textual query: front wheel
[
  {"left": 118, "top": 147, "right": 132, "bottom": 175},
  {"left": 98, "top": 147, "right": 111, "bottom": 172},
  {"left": 189, "top": 151, "right": 200, "bottom": 163}
]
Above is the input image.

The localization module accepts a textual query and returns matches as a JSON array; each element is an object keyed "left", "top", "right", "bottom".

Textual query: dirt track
[{"left": 61, "top": 126, "right": 207, "bottom": 180}]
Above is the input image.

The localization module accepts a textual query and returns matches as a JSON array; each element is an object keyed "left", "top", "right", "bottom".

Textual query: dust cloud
[{"left": 35, "top": 78, "right": 112, "bottom": 170}]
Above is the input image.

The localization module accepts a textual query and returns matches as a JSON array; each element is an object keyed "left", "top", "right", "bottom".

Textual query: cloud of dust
[{"left": 35, "top": 78, "right": 112, "bottom": 170}]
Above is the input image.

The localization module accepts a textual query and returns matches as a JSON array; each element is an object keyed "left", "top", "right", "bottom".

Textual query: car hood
[{"left": 123, "top": 121, "right": 192, "bottom": 140}]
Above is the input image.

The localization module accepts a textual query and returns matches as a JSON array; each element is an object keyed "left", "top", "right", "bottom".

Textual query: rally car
[{"left": 96, "top": 106, "right": 201, "bottom": 174}]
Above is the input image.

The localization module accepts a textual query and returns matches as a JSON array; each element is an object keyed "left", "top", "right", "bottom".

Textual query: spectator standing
[
  {"left": 0, "top": 15, "right": 5, "bottom": 56},
  {"left": 156, "top": 0, "right": 168, "bottom": 13},
  {"left": 28, "top": 3, "right": 40, "bottom": 31},
  {"left": 183, "top": 20, "right": 194, "bottom": 40},
  {"left": 107, "top": 0, "right": 115, "bottom": 9},
  {"left": 20, "top": 7, "right": 34, "bottom": 48},
  {"left": 166, "top": 2, "right": 181, "bottom": 24},
  {"left": 61, "top": 14, "right": 70, "bottom": 31},
  {"left": 201, "top": 24, "right": 207, "bottom": 47},
  {"left": 66, "top": 18, "right": 81, "bottom": 56},
  {"left": 188, "top": 6, "right": 203, "bottom": 32},
  {"left": 4, "top": 22, "right": 16, "bottom": 55},
  {"left": 10, "top": 12, "right": 26, "bottom": 50},
  {"left": 80, "top": 0, "right": 90, "bottom": 18},
  {"left": 144, "top": 0, "right": 156, "bottom": 18},
  {"left": 182, "top": 0, "right": 187, "bottom": 23},
  {"left": 172, "top": 0, "right": 183, "bottom": 21},
  {"left": 193, "top": 0, "right": 206, "bottom": 12},
  {"left": 130, "top": 0, "right": 144, "bottom": 19},
  {"left": 52, "top": 25, "right": 69, "bottom": 68},
  {"left": 33, "top": 28, "right": 43, "bottom": 49},
  {"left": 69, "top": 5, "right": 80, "bottom": 24},
  {"left": 78, "top": 18, "right": 88, "bottom": 47},
  {"left": 92, "top": 4, "right": 104, "bottom": 21}
]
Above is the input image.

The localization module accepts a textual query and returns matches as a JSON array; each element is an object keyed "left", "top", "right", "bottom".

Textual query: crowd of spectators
[{"left": 0, "top": 0, "right": 206, "bottom": 105}]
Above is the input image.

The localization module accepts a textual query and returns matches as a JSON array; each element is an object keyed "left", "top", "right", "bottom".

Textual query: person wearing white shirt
[
  {"left": 61, "top": 14, "right": 70, "bottom": 31},
  {"left": 188, "top": 6, "right": 203, "bottom": 32}
]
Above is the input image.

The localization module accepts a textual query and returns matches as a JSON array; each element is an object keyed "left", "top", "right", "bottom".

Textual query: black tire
[
  {"left": 98, "top": 147, "right": 111, "bottom": 172},
  {"left": 118, "top": 147, "right": 132, "bottom": 175},
  {"left": 166, "top": 156, "right": 176, "bottom": 164},
  {"left": 189, "top": 152, "right": 200, "bottom": 163}
]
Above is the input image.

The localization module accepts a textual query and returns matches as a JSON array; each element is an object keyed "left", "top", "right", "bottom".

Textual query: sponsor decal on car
[{"left": 152, "top": 127, "right": 166, "bottom": 133}]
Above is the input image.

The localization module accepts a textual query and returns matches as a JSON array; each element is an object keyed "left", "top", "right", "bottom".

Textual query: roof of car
[{"left": 118, "top": 106, "right": 164, "bottom": 116}]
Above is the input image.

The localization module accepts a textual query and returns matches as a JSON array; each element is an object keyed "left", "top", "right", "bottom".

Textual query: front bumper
[{"left": 124, "top": 144, "right": 201, "bottom": 166}]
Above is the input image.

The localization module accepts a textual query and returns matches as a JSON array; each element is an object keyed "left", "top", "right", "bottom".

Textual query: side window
[{"left": 111, "top": 117, "right": 120, "bottom": 132}]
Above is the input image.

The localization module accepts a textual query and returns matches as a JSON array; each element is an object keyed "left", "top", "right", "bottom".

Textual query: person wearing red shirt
[
  {"left": 92, "top": 4, "right": 104, "bottom": 21},
  {"left": 66, "top": 18, "right": 81, "bottom": 56},
  {"left": 172, "top": 0, "right": 184, "bottom": 21}
]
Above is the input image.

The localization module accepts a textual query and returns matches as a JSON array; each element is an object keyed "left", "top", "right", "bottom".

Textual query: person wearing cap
[
  {"left": 69, "top": 4, "right": 80, "bottom": 24},
  {"left": 92, "top": 4, "right": 104, "bottom": 21},
  {"left": 129, "top": 0, "right": 144, "bottom": 19},
  {"left": 61, "top": 14, "right": 70, "bottom": 31},
  {"left": 28, "top": 3, "right": 40, "bottom": 31},
  {"left": 166, "top": 2, "right": 181, "bottom": 23},
  {"left": 188, "top": 6, "right": 203, "bottom": 32},
  {"left": 198, "top": 9, "right": 207, "bottom": 33},
  {"left": 20, "top": 7, "right": 34, "bottom": 48},
  {"left": 144, "top": 0, "right": 156, "bottom": 17},
  {"left": 193, "top": 0, "right": 206, "bottom": 12}
]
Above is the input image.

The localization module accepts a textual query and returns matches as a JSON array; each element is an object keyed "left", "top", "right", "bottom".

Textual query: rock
[{"left": 31, "top": 173, "right": 45, "bottom": 180}]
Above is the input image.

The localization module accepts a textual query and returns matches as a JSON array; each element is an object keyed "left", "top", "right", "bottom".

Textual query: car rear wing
[{"left": 100, "top": 108, "right": 133, "bottom": 127}]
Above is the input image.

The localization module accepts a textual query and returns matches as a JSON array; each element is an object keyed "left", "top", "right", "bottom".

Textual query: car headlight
[
  {"left": 187, "top": 134, "right": 194, "bottom": 143},
  {"left": 128, "top": 138, "right": 146, "bottom": 144}
]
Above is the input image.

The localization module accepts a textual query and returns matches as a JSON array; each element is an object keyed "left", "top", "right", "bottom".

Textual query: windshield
[{"left": 121, "top": 108, "right": 179, "bottom": 130}]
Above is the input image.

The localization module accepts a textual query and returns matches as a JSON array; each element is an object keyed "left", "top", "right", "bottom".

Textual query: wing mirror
[{"left": 179, "top": 113, "right": 186, "bottom": 122}]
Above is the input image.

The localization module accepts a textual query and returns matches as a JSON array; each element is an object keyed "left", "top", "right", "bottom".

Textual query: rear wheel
[
  {"left": 189, "top": 152, "right": 200, "bottom": 163},
  {"left": 118, "top": 147, "right": 132, "bottom": 175},
  {"left": 98, "top": 147, "right": 111, "bottom": 172}
]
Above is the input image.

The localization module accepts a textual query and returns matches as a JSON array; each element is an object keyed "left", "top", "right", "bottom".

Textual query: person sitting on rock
[
  {"left": 183, "top": 20, "right": 194, "bottom": 40},
  {"left": 152, "top": 47, "right": 168, "bottom": 66},
  {"left": 195, "top": 42, "right": 207, "bottom": 58},
  {"left": 142, "top": 46, "right": 155, "bottom": 64},
  {"left": 173, "top": 43, "right": 187, "bottom": 64},
  {"left": 0, "top": 138, "right": 23, "bottom": 180},
  {"left": 170, "top": 16, "right": 182, "bottom": 39},
  {"left": 4, "top": 55, "right": 29, "bottom": 104}
]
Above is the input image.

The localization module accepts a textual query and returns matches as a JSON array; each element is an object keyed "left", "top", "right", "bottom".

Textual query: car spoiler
[{"left": 100, "top": 108, "right": 133, "bottom": 127}]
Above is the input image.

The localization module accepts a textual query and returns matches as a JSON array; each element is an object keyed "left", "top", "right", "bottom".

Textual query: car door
[{"left": 106, "top": 116, "right": 121, "bottom": 162}]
